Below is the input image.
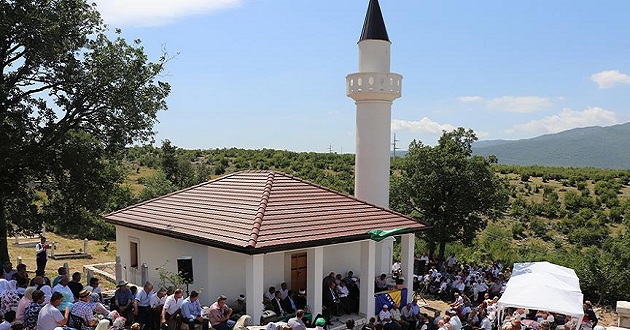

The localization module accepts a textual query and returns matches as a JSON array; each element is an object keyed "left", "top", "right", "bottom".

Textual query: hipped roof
[{"left": 105, "top": 171, "right": 427, "bottom": 254}]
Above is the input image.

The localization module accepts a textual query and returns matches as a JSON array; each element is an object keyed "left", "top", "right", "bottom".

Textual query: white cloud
[
  {"left": 93, "top": 0, "right": 241, "bottom": 27},
  {"left": 590, "top": 70, "right": 630, "bottom": 89},
  {"left": 391, "top": 117, "right": 456, "bottom": 134},
  {"left": 486, "top": 96, "right": 552, "bottom": 113},
  {"left": 457, "top": 96, "right": 552, "bottom": 113},
  {"left": 507, "top": 107, "right": 621, "bottom": 136},
  {"left": 458, "top": 96, "right": 484, "bottom": 103}
]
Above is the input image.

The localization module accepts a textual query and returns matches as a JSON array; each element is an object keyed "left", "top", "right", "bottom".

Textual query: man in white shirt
[
  {"left": 35, "top": 237, "right": 50, "bottom": 274},
  {"left": 379, "top": 305, "right": 401, "bottom": 330},
  {"left": 161, "top": 289, "right": 184, "bottom": 330},
  {"left": 479, "top": 310, "right": 491, "bottom": 330},
  {"left": 447, "top": 311, "right": 462, "bottom": 330},
  {"left": 52, "top": 276, "right": 73, "bottom": 298},
  {"left": 150, "top": 287, "right": 168, "bottom": 330},
  {"left": 134, "top": 281, "right": 154, "bottom": 329},
  {"left": 38, "top": 292, "right": 70, "bottom": 330}
]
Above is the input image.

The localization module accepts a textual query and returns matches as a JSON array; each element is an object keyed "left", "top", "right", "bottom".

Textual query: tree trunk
[
  {"left": 427, "top": 240, "right": 436, "bottom": 259},
  {"left": 0, "top": 198, "right": 10, "bottom": 263},
  {"left": 438, "top": 241, "right": 446, "bottom": 261}
]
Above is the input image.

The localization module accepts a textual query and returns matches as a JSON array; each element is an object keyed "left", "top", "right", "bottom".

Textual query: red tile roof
[{"left": 104, "top": 171, "right": 428, "bottom": 254}]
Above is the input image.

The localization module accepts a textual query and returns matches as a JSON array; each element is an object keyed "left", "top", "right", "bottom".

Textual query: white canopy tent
[{"left": 497, "top": 262, "right": 584, "bottom": 329}]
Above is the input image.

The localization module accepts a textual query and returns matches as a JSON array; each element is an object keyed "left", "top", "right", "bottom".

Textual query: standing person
[
  {"left": 134, "top": 282, "right": 154, "bottom": 329},
  {"left": 37, "top": 291, "right": 70, "bottom": 330},
  {"left": 35, "top": 237, "right": 50, "bottom": 275},
  {"left": 181, "top": 290, "right": 209, "bottom": 330},
  {"left": 208, "top": 295, "right": 235, "bottom": 330}
]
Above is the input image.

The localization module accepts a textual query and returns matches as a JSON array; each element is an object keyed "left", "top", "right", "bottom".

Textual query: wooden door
[{"left": 290, "top": 253, "right": 307, "bottom": 291}]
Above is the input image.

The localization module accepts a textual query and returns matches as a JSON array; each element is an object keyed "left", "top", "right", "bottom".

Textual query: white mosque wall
[
  {"left": 323, "top": 241, "right": 362, "bottom": 280},
  {"left": 115, "top": 226, "right": 211, "bottom": 302},
  {"left": 206, "top": 246, "right": 248, "bottom": 303},
  {"left": 263, "top": 251, "right": 286, "bottom": 290}
]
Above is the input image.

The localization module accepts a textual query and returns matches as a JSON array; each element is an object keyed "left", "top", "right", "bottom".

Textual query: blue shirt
[
  {"left": 181, "top": 297, "right": 202, "bottom": 320},
  {"left": 135, "top": 289, "right": 153, "bottom": 307}
]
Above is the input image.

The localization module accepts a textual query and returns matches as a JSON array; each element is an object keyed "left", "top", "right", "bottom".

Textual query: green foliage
[
  {"left": 391, "top": 128, "right": 509, "bottom": 258},
  {"left": 138, "top": 170, "right": 178, "bottom": 201},
  {"left": 0, "top": 0, "right": 169, "bottom": 260}
]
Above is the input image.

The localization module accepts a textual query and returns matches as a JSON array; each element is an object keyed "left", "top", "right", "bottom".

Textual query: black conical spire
[{"left": 359, "top": 0, "right": 390, "bottom": 42}]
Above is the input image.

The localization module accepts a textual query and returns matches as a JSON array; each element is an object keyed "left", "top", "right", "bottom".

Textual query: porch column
[
  {"left": 360, "top": 240, "right": 376, "bottom": 317},
  {"left": 246, "top": 254, "right": 265, "bottom": 325},
  {"left": 401, "top": 233, "right": 415, "bottom": 304},
  {"left": 307, "top": 247, "right": 323, "bottom": 317}
]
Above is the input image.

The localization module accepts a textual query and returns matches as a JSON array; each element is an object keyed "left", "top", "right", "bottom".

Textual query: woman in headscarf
[
  {"left": 16, "top": 286, "right": 36, "bottom": 321},
  {"left": 0, "top": 280, "right": 21, "bottom": 315},
  {"left": 0, "top": 279, "right": 9, "bottom": 296},
  {"left": 233, "top": 315, "right": 252, "bottom": 330}
]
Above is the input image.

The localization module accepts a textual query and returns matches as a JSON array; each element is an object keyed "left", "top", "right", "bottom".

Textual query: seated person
[
  {"left": 287, "top": 310, "right": 307, "bottom": 330},
  {"left": 379, "top": 305, "right": 401, "bottom": 330},
  {"left": 263, "top": 286, "right": 276, "bottom": 311},
  {"left": 294, "top": 290, "right": 307, "bottom": 311},
  {"left": 271, "top": 291, "right": 287, "bottom": 316},
  {"left": 229, "top": 294, "right": 246, "bottom": 321},
  {"left": 281, "top": 290, "right": 297, "bottom": 314},
  {"left": 375, "top": 274, "right": 388, "bottom": 292},
  {"left": 112, "top": 281, "right": 133, "bottom": 322},
  {"left": 0, "top": 311, "right": 15, "bottom": 330},
  {"left": 181, "top": 290, "right": 209, "bottom": 330},
  {"left": 208, "top": 295, "right": 235, "bottom": 330},
  {"left": 336, "top": 280, "right": 354, "bottom": 315},
  {"left": 71, "top": 290, "right": 99, "bottom": 330}
]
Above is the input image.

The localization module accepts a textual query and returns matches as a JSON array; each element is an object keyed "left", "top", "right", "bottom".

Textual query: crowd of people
[
  {"left": 0, "top": 239, "right": 602, "bottom": 330},
  {"left": 379, "top": 253, "right": 600, "bottom": 330}
]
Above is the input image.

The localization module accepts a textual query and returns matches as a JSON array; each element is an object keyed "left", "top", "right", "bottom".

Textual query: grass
[{"left": 8, "top": 232, "right": 117, "bottom": 289}]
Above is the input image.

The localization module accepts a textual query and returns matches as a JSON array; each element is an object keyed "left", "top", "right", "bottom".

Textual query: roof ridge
[
  {"left": 247, "top": 171, "right": 276, "bottom": 248},
  {"left": 273, "top": 172, "right": 429, "bottom": 227}
]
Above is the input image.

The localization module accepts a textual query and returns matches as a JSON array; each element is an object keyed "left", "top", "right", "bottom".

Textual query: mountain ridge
[{"left": 473, "top": 122, "right": 630, "bottom": 169}]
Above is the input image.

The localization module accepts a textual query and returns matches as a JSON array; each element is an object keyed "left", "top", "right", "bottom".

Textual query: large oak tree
[
  {"left": 390, "top": 128, "right": 509, "bottom": 259},
  {"left": 0, "top": 0, "right": 170, "bottom": 261}
]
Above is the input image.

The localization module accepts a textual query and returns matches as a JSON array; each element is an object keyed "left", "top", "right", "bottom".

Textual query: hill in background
[{"left": 473, "top": 122, "right": 630, "bottom": 169}]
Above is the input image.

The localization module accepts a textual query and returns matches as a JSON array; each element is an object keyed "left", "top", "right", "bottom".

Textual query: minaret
[
  {"left": 347, "top": 0, "right": 402, "bottom": 276},
  {"left": 347, "top": 0, "right": 402, "bottom": 209}
]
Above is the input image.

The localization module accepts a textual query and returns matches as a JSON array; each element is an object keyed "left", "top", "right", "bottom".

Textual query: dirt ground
[{"left": 7, "top": 233, "right": 117, "bottom": 289}]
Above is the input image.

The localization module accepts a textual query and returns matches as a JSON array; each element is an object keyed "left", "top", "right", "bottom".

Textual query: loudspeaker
[{"left": 177, "top": 257, "right": 193, "bottom": 284}]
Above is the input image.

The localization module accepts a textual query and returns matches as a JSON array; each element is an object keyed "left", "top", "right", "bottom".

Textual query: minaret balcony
[{"left": 346, "top": 72, "right": 402, "bottom": 102}]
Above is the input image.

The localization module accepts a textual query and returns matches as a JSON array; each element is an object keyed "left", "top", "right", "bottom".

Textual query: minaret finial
[{"left": 359, "top": 0, "right": 390, "bottom": 42}]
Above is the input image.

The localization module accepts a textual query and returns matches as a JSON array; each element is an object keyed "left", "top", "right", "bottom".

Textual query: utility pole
[{"left": 392, "top": 133, "right": 399, "bottom": 159}]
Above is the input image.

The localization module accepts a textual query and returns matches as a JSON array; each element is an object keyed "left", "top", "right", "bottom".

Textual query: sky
[{"left": 92, "top": 0, "right": 630, "bottom": 153}]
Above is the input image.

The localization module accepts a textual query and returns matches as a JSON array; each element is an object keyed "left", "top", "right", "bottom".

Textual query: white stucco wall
[
  {"left": 323, "top": 241, "right": 362, "bottom": 279},
  {"left": 262, "top": 251, "right": 285, "bottom": 290},
  {"left": 115, "top": 226, "right": 210, "bottom": 301},
  {"left": 206, "top": 246, "right": 248, "bottom": 302}
]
